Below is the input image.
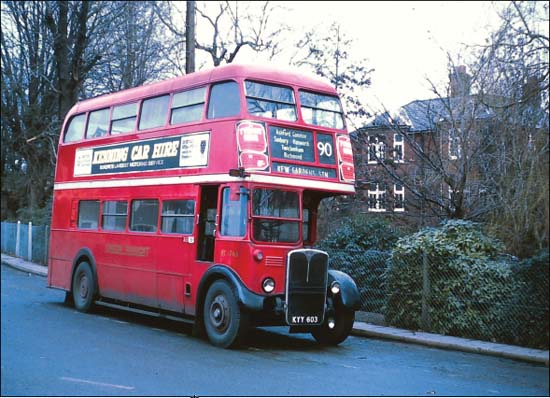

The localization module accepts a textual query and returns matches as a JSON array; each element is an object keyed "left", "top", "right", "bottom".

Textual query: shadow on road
[{"left": 46, "top": 298, "right": 330, "bottom": 352}]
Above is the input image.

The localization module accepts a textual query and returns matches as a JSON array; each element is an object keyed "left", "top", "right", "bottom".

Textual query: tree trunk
[{"left": 185, "top": 0, "right": 196, "bottom": 73}]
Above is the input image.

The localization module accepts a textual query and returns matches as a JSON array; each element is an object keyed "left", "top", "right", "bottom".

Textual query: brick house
[{"left": 349, "top": 66, "right": 497, "bottom": 225}]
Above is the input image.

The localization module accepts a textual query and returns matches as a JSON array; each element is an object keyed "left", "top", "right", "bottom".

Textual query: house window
[
  {"left": 449, "top": 128, "right": 461, "bottom": 160},
  {"left": 368, "top": 136, "right": 385, "bottom": 164},
  {"left": 394, "top": 184, "right": 405, "bottom": 212},
  {"left": 394, "top": 134, "right": 404, "bottom": 163},
  {"left": 367, "top": 184, "right": 386, "bottom": 212}
]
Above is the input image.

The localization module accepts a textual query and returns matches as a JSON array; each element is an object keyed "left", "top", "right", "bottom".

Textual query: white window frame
[
  {"left": 394, "top": 184, "right": 405, "bottom": 212},
  {"left": 367, "top": 184, "right": 386, "bottom": 212},
  {"left": 449, "top": 128, "right": 461, "bottom": 160},
  {"left": 393, "top": 134, "right": 404, "bottom": 163},
  {"left": 368, "top": 136, "right": 385, "bottom": 164}
]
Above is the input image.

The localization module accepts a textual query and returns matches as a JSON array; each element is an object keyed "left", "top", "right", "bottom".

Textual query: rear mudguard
[{"left": 328, "top": 269, "right": 361, "bottom": 310}]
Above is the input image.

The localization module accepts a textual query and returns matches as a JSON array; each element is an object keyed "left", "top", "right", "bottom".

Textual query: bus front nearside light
[
  {"left": 330, "top": 281, "right": 340, "bottom": 295},
  {"left": 262, "top": 278, "right": 275, "bottom": 293}
]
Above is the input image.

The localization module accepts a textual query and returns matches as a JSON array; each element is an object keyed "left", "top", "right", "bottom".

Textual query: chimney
[
  {"left": 521, "top": 75, "right": 541, "bottom": 107},
  {"left": 449, "top": 65, "right": 471, "bottom": 97}
]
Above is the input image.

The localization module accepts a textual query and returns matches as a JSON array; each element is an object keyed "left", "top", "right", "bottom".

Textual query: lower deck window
[
  {"left": 130, "top": 199, "right": 159, "bottom": 232},
  {"left": 102, "top": 201, "right": 128, "bottom": 231},
  {"left": 78, "top": 200, "right": 99, "bottom": 229},
  {"left": 161, "top": 200, "right": 195, "bottom": 234}
]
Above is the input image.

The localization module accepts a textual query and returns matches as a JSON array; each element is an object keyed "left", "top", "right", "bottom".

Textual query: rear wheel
[
  {"left": 203, "top": 280, "right": 248, "bottom": 348},
  {"left": 72, "top": 261, "right": 96, "bottom": 312},
  {"left": 311, "top": 307, "right": 355, "bottom": 345}
]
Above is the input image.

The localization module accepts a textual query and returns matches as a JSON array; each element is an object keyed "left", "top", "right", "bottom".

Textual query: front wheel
[
  {"left": 203, "top": 280, "right": 248, "bottom": 348},
  {"left": 72, "top": 261, "right": 96, "bottom": 312},
  {"left": 311, "top": 308, "right": 355, "bottom": 345}
]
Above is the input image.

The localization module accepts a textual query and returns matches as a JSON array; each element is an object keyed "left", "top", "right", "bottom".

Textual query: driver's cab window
[{"left": 220, "top": 187, "right": 247, "bottom": 237}]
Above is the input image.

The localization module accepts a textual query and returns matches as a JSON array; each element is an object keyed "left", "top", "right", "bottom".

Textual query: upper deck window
[
  {"left": 86, "top": 108, "right": 110, "bottom": 139},
  {"left": 139, "top": 95, "right": 170, "bottom": 130},
  {"left": 64, "top": 114, "right": 86, "bottom": 142},
  {"left": 111, "top": 102, "right": 137, "bottom": 134},
  {"left": 207, "top": 81, "right": 240, "bottom": 119},
  {"left": 171, "top": 87, "right": 206, "bottom": 124},
  {"left": 245, "top": 81, "right": 297, "bottom": 121},
  {"left": 299, "top": 91, "right": 345, "bottom": 129}
]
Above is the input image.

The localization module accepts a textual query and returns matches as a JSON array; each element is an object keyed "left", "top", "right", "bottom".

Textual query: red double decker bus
[{"left": 48, "top": 64, "right": 360, "bottom": 348}]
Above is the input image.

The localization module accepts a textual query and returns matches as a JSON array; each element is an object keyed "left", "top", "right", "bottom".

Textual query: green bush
[
  {"left": 329, "top": 249, "right": 390, "bottom": 313},
  {"left": 384, "top": 220, "right": 523, "bottom": 341},
  {"left": 317, "top": 216, "right": 401, "bottom": 313},
  {"left": 317, "top": 215, "right": 402, "bottom": 252},
  {"left": 498, "top": 249, "right": 550, "bottom": 349}
]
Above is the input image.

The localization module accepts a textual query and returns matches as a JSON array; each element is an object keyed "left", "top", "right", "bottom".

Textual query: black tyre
[
  {"left": 311, "top": 307, "right": 355, "bottom": 346},
  {"left": 64, "top": 291, "right": 74, "bottom": 305},
  {"left": 72, "top": 261, "right": 96, "bottom": 312},
  {"left": 203, "top": 280, "right": 248, "bottom": 348}
]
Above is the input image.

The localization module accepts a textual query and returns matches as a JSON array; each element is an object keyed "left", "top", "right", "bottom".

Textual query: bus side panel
[
  {"left": 48, "top": 257, "right": 72, "bottom": 290},
  {"left": 48, "top": 229, "right": 89, "bottom": 290},
  {"left": 156, "top": 235, "right": 194, "bottom": 313},
  {"left": 104, "top": 233, "right": 158, "bottom": 307}
]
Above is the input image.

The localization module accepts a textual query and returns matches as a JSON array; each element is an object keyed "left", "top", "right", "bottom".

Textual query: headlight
[
  {"left": 330, "top": 281, "right": 340, "bottom": 295},
  {"left": 262, "top": 277, "right": 275, "bottom": 293}
]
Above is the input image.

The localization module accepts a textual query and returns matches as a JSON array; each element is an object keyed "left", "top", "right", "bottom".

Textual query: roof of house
[{"left": 363, "top": 96, "right": 496, "bottom": 133}]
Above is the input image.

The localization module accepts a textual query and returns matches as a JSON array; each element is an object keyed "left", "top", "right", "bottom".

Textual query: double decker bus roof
[{"left": 68, "top": 64, "right": 338, "bottom": 117}]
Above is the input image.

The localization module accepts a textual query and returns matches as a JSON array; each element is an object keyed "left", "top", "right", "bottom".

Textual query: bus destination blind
[{"left": 269, "top": 126, "right": 337, "bottom": 179}]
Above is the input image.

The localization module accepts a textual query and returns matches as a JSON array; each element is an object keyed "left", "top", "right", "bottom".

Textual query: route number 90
[{"left": 317, "top": 142, "right": 333, "bottom": 157}]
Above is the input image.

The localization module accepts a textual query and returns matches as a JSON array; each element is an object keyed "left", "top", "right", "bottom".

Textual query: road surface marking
[{"left": 60, "top": 377, "right": 134, "bottom": 390}]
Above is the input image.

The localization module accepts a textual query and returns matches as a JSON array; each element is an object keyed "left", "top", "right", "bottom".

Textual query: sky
[{"left": 232, "top": 1, "right": 504, "bottom": 114}]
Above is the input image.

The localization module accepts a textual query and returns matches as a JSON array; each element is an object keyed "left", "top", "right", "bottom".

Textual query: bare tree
[
  {"left": 85, "top": 1, "right": 175, "bottom": 96},
  {"left": 156, "top": 1, "right": 286, "bottom": 72},
  {"left": 186, "top": 0, "right": 196, "bottom": 73},
  {"left": 474, "top": 1, "right": 549, "bottom": 256},
  {"left": 353, "top": 1, "right": 548, "bottom": 256},
  {"left": 1, "top": 1, "right": 117, "bottom": 220},
  {"left": 290, "top": 22, "right": 373, "bottom": 130}
]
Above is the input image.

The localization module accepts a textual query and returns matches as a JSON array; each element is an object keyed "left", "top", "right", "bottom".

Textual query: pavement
[{"left": 2, "top": 253, "right": 549, "bottom": 366}]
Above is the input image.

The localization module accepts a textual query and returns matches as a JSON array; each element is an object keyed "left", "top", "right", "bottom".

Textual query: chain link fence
[
  {"left": 329, "top": 248, "right": 549, "bottom": 350},
  {"left": 1, "top": 221, "right": 49, "bottom": 265},
  {"left": 2, "top": 220, "right": 548, "bottom": 350}
]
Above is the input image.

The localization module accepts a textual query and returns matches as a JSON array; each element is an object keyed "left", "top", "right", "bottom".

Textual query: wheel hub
[
  {"left": 209, "top": 295, "right": 229, "bottom": 332},
  {"left": 79, "top": 275, "right": 88, "bottom": 298}
]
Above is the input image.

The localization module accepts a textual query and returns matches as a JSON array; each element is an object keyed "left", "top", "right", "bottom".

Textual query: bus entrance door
[{"left": 197, "top": 185, "right": 219, "bottom": 262}]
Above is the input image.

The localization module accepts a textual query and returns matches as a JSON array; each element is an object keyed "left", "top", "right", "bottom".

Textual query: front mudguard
[
  {"left": 328, "top": 269, "right": 361, "bottom": 311},
  {"left": 197, "top": 265, "right": 265, "bottom": 313}
]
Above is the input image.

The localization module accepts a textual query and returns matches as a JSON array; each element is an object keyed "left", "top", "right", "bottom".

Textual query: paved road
[{"left": 2, "top": 264, "right": 548, "bottom": 396}]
